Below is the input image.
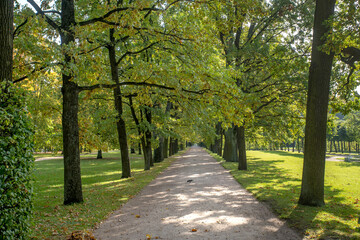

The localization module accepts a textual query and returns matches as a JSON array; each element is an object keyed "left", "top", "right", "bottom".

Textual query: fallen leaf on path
[
  {"left": 146, "top": 234, "right": 151, "bottom": 239},
  {"left": 135, "top": 215, "right": 141, "bottom": 218},
  {"left": 191, "top": 228, "right": 197, "bottom": 232}
]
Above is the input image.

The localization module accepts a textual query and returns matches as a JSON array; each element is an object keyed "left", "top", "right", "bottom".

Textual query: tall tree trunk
[
  {"left": 163, "top": 137, "right": 169, "bottom": 158},
  {"left": 145, "top": 108, "right": 153, "bottom": 167},
  {"left": 348, "top": 141, "right": 351, "bottom": 153},
  {"left": 154, "top": 137, "right": 164, "bottom": 163},
  {"left": 299, "top": 0, "right": 336, "bottom": 207},
  {"left": 219, "top": 128, "right": 223, "bottom": 156},
  {"left": 138, "top": 142, "right": 142, "bottom": 155},
  {"left": 129, "top": 97, "right": 150, "bottom": 170},
  {"left": 341, "top": 141, "right": 344, "bottom": 153},
  {"left": 334, "top": 140, "right": 337, "bottom": 153},
  {"left": 223, "top": 126, "right": 238, "bottom": 162},
  {"left": 61, "top": 0, "right": 83, "bottom": 205},
  {"left": 329, "top": 140, "right": 332, "bottom": 153},
  {"left": 237, "top": 126, "right": 247, "bottom": 170},
  {"left": 108, "top": 28, "right": 131, "bottom": 178},
  {"left": 0, "top": 0, "right": 13, "bottom": 84},
  {"left": 169, "top": 137, "right": 174, "bottom": 156},
  {"left": 213, "top": 122, "right": 222, "bottom": 154},
  {"left": 297, "top": 137, "right": 301, "bottom": 153},
  {"left": 97, "top": 150, "right": 102, "bottom": 159},
  {"left": 292, "top": 141, "right": 295, "bottom": 152},
  {"left": 140, "top": 136, "right": 151, "bottom": 170}
]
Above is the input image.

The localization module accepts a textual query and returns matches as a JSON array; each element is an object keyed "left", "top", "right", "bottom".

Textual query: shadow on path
[{"left": 94, "top": 147, "right": 301, "bottom": 240}]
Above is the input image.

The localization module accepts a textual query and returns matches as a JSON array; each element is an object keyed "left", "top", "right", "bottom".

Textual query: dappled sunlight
[
  {"left": 181, "top": 154, "right": 199, "bottom": 158},
  {"left": 94, "top": 147, "right": 300, "bottom": 240}
]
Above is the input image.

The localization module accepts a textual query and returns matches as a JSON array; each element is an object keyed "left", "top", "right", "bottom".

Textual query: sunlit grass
[
  {"left": 209, "top": 150, "right": 360, "bottom": 239},
  {"left": 30, "top": 150, "right": 182, "bottom": 239}
]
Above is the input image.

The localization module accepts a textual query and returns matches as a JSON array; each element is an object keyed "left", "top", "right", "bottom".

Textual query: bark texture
[
  {"left": 299, "top": 0, "right": 336, "bottom": 207},
  {"left": 154, "top": 137, "right": 164, "bottom": 163},
  {"left": 61, "top": 0, "right": 83, "bottom": 205},
  {"left": 237, "top": 125, "right": 247, "bottom": 170},
  {"left": 0, "top": 0, "right": 13, "bottom": 84},
  {"left": 223, "top": 126, "right": 238, "bottom": 162},
  {"left": 108, "top": 28, "right": 131, "bottom": 178}
]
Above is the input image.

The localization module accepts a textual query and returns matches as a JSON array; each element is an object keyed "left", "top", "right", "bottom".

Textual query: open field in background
[
  {"left": 210, "top": 150, "right": 360, "bottom": 239},
  {"left": 30, "top": 151, "right": 182, "bottom": 239}
]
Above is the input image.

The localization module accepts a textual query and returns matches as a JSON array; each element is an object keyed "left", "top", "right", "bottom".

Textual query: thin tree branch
[
  {"left": 13, "top": 18, "right": 29, "bottom": 38},
  {"left": 26, "top": 0, "right": 61, "bottom": 31},
  {"left": 78, "top": 7, "right": 161, "bottom": 26}
]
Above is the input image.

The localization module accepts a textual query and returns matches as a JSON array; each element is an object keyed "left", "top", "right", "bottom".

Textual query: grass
[
  {"left": 209, "top": 150, "right": 360, "bottom": 239},
  {"left": 30, "top": 151, "right": 182, "bottom": 239}
]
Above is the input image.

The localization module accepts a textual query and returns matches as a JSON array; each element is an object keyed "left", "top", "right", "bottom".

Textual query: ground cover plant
[
  {"left": 210, "top": 150, "right": 360, "bottom": 239},
  {"left": 30, "top": 151, "right": 182, "bottom": 239}
]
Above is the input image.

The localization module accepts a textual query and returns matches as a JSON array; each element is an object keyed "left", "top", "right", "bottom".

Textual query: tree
[{"left": 299, "top": 0, "right": 336, "bottom": 206}]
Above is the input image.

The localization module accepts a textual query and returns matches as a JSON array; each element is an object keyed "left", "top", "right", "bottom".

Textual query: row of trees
[{"left": 1, "top": 0, "right": 359, "bottom": 238}]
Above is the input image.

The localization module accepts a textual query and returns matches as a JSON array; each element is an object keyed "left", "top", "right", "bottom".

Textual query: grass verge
[
  {"left": 30, "top": 151, "right": 183, "bottom": 239},
  {"left": 208, "top": 150, "right": 360, "bottom": 239}
]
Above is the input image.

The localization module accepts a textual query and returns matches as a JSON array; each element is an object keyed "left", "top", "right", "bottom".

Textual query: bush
[{"left": 0, "top": 83, "right": 34, "bottom": 239}]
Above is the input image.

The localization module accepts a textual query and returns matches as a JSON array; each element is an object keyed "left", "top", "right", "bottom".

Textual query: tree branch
[
  {"left": 26, "top": 0, "right": 61, "bottom": 31},
  {"left": 116, "top": 41, "right": 160, "bottom": 65},
  {"left": 78, "top": 7, "right": 161, "bottom": 27},
  {"left": 13, "top": 18, "right": 29, "bottom": 38}
]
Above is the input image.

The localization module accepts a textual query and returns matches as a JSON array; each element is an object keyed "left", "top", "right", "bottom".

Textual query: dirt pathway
[{"left": 93, "top": 147, "right": 301, "bottom": 240}]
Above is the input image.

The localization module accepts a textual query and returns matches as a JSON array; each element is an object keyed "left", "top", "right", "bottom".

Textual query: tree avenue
[{"left": 3, "top": 0, "right": 360, "bottom": 237}]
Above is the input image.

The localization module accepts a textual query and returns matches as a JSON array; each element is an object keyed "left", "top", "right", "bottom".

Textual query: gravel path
[{"left": 93, "top": 146, "right": 301, "bottom": 240}]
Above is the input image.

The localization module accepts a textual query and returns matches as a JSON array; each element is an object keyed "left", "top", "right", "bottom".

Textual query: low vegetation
[
  {"left": 30, "top": 151, "right": 180, "bottom": 239},
  {"left": 210, "top": 150, "right": 360, "bottom": 239}
]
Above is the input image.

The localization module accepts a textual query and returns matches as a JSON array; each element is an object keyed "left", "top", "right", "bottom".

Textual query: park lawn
[
  {"left": 30, "top": 151, "right": 182, "bottom": 239},
  {"left": 210, "top": 150, "right": 360, "bottom": 239}
]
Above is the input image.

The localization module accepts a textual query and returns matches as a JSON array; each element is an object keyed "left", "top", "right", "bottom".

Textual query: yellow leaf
[
  {"left": 146, "top": 234, "right": 151, "bottom": 239},
  {"left": 135, "top": 215, "right": 140, "bottom": 218}
]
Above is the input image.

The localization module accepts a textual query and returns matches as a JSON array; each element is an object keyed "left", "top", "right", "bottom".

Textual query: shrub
[{"left": 0, "top": 83, "right": 34, "bottom": 239}]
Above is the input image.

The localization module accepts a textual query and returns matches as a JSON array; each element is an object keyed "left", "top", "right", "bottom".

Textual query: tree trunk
[
  {"left": 0, "top": 0, "right": 13, "bottom": 84},
  {"left": 163, "top": 137, "right": 169, "bottom": 158},
  {"left": 299, "top": 0, "right": 336, "bottom": 207},
  {"left": 341, "top": 141, "right": 344, "bottom": 153},
  {"left": 144, "top": 108, "right": 153, "bottom": 166},
  {"left": 219, "top": 128, "right": 223, "bottom": 156},
  {"left": 223, "top": 126, "right": 238, "bottom": 162},
  {"left": 61, "top": 0, "right": 83, "bottom": 205},
  {"left": 138, "top": 143, "right": 142, "bottom": 155},
  {"left": 297, "top": 137, "right": 301, "bottom": 153},
  {"left": 334, "top": 140, "right": 337, "bottom": 152},
  {"left": 348, "top": 141, "right": 351, "bottom": 153},
  {"left": 301, "top": 138, "right": 304, "bottom": 152},
  {"left": 97, "top": 150, "right": 102, "bottom": 159},
  {"left": 140, "top": 136, "right": 151, "bottom": 170},
  {"left": 130, "top": 147, "right": 135, "bottom": 154},
  {"left": 213, "top": 122, "right": 222, "bottom": 155},
  {"left": 292, "top": 141, "right": 295, "bottom": 152},
  {"left": 172, "top": 139, "right": 179, "bottom": 154},
  {"left": 154, "top": 137, "right": 164, "bottom": 163},
  {"left": 169, "top": 137, "right": 174, "bottom": 156},
  {"left": 108, "top": 28, "right": 131, "bottom": 178},
  {"left": 237, "top": 126, "right": 247, "bottom": 170}
]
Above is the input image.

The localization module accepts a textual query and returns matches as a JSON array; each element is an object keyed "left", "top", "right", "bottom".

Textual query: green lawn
[
  {"left": 209, "top": 150, "right": 360, "bottom": 239},
  {"left": 30, "top": 151, "right": 181, "bottom": 239}
]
